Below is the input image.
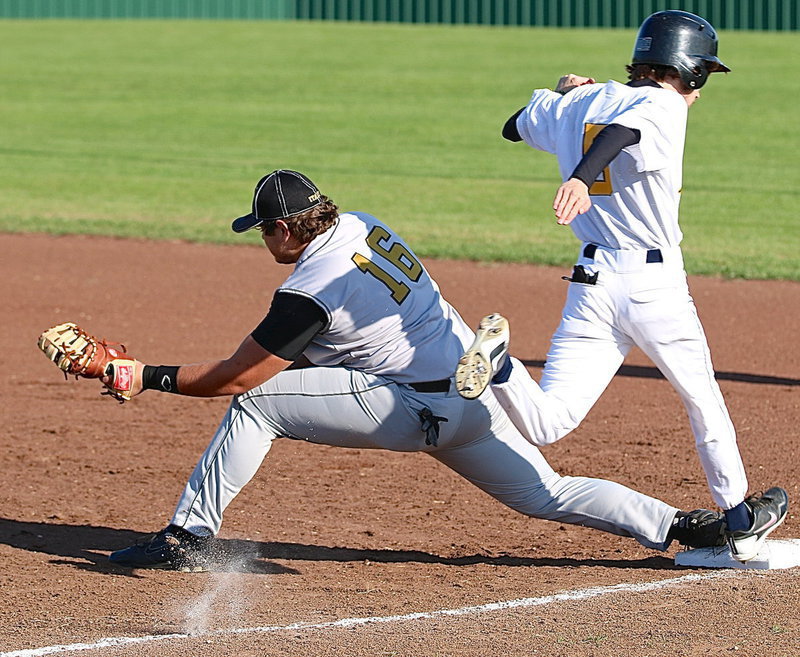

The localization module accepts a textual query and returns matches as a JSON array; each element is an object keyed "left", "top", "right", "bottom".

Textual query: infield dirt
[{"left": 2, "top": 232, "right": 798, "bottom": 656}]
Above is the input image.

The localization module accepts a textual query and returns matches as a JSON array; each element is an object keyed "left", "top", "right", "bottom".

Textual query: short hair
[
  {"left": 262, "top": 196, "right": 338, "bottom": 243},
  {"left": 626, "top": 62, "right": 679, "bottom": 82}
]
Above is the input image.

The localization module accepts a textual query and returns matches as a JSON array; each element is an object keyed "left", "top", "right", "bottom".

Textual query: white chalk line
[{"left": 1, "top": 569, "right": 741, "bottom": 657}]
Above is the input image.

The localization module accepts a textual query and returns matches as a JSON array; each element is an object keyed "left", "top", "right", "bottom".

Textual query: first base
[{"left": 675, "top": 539, "right": 800, "bottom": 570}]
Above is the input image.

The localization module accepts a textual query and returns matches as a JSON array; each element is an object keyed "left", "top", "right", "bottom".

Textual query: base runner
[{"left": 454, "top": 12, "right": 788, "bottom": 562}]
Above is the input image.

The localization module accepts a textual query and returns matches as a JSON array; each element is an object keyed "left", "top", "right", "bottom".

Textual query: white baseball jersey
[
  {"left": 494, "top": 80, "right": 749, "bottom": 511},
  {"left": 517, "top": 81, "right": 687, "bottom": 249},
  {"left": 279, "top": 211, "right": 473, "bottom": 383}
]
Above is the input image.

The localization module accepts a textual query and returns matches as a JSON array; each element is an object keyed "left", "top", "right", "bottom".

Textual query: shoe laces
[
  {"left": 131, "top": 528, "right": 170, "bottom": 547},
  {"left": 744, "top": 491, "right": 763, "bottom": 504}
]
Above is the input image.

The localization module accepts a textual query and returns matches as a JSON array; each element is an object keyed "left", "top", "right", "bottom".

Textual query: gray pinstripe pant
[{"left": 172, "top": 366, "right": 676, "bottom": 550}]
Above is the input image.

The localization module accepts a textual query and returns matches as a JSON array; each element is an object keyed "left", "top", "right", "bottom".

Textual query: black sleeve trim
[
  {"left": 251, "top": 291, "right": 328, "bottom": 361},
  {"left": 502, "top": 108, "right": 525, "bottom": 142},
  {"left": 569, "top": 123, "right": 641, "bottom": 188}
]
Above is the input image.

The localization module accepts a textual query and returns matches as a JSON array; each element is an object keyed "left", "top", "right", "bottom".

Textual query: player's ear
[{"left": 274, "top": 220, "right": 291, "bottom": 240}]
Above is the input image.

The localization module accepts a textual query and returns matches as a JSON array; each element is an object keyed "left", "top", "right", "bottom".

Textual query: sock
[
  {"left": 666, "top": 511, "right": 686, "bottom": 543},
  {"left": 492, "top": 355, "right": 513, "bottom": 384},
  {"left": 725, "top": 501, "right": 752, "bottom": 532}
]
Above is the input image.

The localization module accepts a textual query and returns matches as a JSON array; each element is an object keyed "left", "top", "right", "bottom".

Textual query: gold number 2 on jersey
[
  {"left": 352, "top": 226, "right": 423, "bottom": 304},
  {"left": 583, "top": 123, "right": 613, "bottom": 195}
]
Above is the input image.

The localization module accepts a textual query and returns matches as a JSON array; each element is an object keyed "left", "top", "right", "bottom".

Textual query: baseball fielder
[
  {"left": 455, "top": 11, "right": 788, "bottom": 562},
  {"left": 40, "top": 169, "right": 730, "bottom": 570}
]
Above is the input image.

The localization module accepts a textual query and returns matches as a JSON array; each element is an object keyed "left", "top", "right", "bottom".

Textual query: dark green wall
[{"left": 1, "top": 0, "right": 797, "bottom": 30}]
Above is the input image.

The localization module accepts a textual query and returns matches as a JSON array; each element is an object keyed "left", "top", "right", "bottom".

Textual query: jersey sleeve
[
  {"left": 612, "top": 90, "right": 687, "bottom": 173},
  {"left": 516, "top": 89, "right": 563, "bottom": 154},
  {"left": 250, "top": 291, "right": 329, "bottom": 361}
]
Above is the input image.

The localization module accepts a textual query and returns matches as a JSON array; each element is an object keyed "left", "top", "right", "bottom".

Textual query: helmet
[{"left": 631, "top": 10, "right": 730, "bottom": 89}]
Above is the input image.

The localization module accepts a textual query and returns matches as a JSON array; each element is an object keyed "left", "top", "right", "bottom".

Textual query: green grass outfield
[{"left": 1, "top": 19, "right": 798, "bottom": 279}]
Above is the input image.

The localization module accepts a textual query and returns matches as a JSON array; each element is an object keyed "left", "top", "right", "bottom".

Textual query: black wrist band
[{"left": 142, "top": 365, "right": 180, "bottom": 394}]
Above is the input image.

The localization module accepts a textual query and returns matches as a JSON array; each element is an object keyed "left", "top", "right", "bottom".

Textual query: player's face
[
  {"left": 684, "top": 89, "right": 701, "bottom": 107},
  {"left": 661, "top": 76, "right": 701, "bottom": 108},
  {"left": 260, "top": 222, "right": 297, "bottom": 264},
  {"left": 261, "top": 228, "right": 285, "bottom": 262}
]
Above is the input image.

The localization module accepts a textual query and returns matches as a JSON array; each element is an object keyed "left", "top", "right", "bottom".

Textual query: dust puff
[{"left": 180, "top": 541, "right": 262, "bottom": 636}]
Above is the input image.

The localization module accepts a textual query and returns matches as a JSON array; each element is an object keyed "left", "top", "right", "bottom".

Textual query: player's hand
[
  {"left": 555, "top": 74, "right": 596, "bottom": 94},
  {"left": 101, "top": 358, "right": 145, "bottom": 400},
  {"left": 553, "top": 178, "right": 592, "bottom": 225}
]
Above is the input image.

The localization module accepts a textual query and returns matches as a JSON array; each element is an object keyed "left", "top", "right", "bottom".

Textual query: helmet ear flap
[{"left": 684, "top": 60, "right": 707, "bottom": 89}]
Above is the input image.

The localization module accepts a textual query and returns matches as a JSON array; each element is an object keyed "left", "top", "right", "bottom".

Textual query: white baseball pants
[{"left": 491, "top": 244, "right": 748, "bottom": 510}]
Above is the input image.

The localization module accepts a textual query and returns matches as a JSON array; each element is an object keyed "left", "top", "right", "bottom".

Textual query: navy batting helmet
[{"left": 632, "top": 10, "right": 730, "bottom": 89}]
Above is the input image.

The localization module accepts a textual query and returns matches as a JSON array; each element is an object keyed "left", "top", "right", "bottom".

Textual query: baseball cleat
[
  {"left": 109, "top": 524, "right": 212, "bottom": 572},
  {"left": 668, "top": 509, "right": 727, "bottom": 549},
  {"left": 455, "top": 314, "right": 509, "bottom": 400},
  {"left": 726, "top": 487, "right": 789, "bottom": 562}
]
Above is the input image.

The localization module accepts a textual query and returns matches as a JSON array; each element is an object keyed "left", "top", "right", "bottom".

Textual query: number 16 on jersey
[{"left": 352, "top": 226, "right": 423, "bottom": 304}]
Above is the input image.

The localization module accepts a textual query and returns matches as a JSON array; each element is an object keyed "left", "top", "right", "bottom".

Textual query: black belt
[
  {"left": 582, "top": 244, "right": 663, "bottom": 263},
  {"left": 408, "top": 379, "right": 450, "bottom": 393}
]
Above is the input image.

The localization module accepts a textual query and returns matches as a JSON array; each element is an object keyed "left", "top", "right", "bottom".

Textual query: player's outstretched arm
[
  {"left": 174, "top": 336, "right": 291, "bottom": 397},
  {"left": 136, "top": 336, "right": 292, "bottom": 398}
]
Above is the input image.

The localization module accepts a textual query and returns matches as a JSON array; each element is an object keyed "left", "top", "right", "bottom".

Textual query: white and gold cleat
[{"left": 455, "top": 314, "right": 509, "bottom": 400}]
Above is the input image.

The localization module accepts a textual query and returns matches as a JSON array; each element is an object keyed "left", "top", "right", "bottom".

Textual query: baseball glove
[{"left": 37, "top": 322, "right": 139, "bottom": 402}]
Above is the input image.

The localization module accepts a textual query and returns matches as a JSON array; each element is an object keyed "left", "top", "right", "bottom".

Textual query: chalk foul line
[{"left": 1, "top": 569, "right": 741, "bottom": 657}]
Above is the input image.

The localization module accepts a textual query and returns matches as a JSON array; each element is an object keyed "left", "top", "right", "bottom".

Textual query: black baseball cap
[{"left": 232, "top": 169, "right": 323, "bottom": 233}]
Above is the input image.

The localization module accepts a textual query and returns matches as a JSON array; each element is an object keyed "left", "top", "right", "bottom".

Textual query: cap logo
[
  {"left": 636, "top": 36, "right": 652, "bottom": 52},
  {"left": 308, "top": 191, "right": 321, "bottom": 203}
]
